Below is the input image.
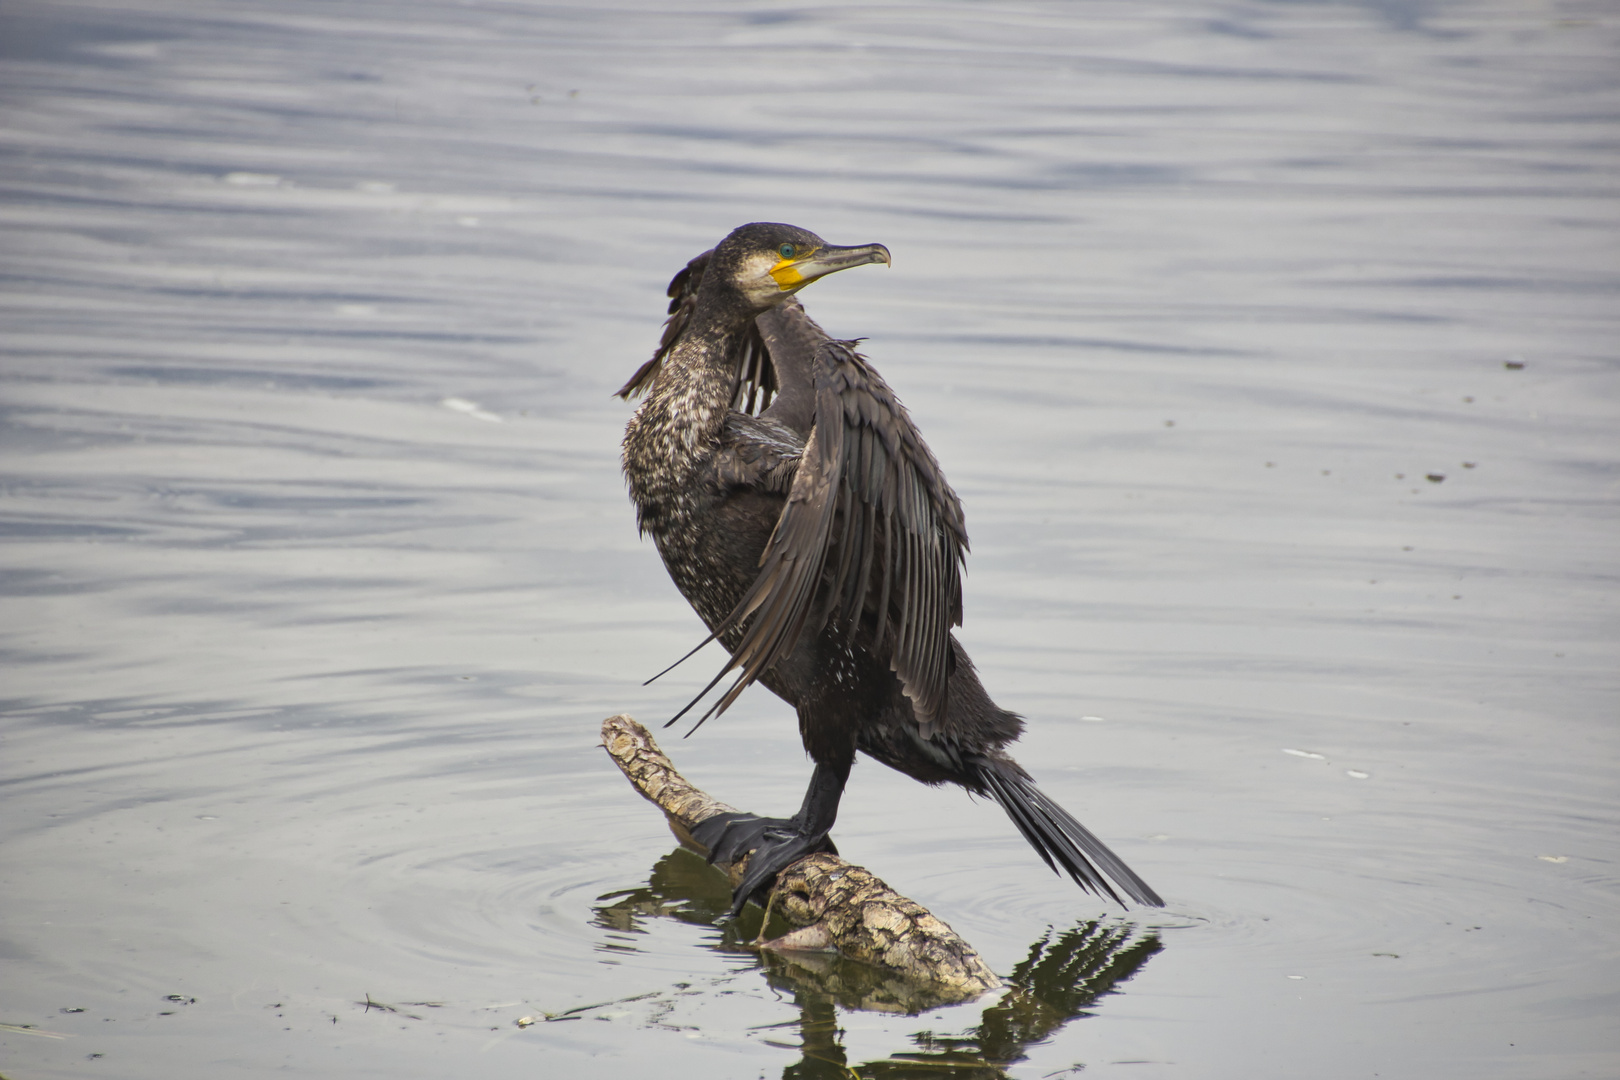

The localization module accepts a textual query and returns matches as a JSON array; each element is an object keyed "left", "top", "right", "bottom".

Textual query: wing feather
[{"left": 679, "top": 339, "right": 968, "bottom": 736}]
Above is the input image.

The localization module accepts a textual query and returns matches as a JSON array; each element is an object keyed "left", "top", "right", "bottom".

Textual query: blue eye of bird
[{"left": 779, "top": 243, "right": 795, "bottom": 259}]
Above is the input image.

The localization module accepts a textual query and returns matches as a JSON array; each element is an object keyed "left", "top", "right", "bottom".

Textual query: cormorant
[{"left": 619, "top": 222, "right": 1163, "bottom": 915}]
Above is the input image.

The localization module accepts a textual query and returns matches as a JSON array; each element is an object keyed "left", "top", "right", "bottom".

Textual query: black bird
[{"left": 619, "top": 223, "right": 1163, "bottom": 915}]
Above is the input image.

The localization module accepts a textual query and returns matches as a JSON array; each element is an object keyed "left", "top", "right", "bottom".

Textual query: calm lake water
[{"left": 2, "top": 1, "right": 1617, "bottom": 1076}]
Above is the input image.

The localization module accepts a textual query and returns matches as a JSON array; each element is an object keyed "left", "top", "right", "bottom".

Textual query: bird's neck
[
  {"left": 622, "top": 309, "right": 753, "bottom": 511},
  {"left": 655, "top": 288, "right": 765, "bottom": 416},
  {"left": 647, "top": 332, "right": 733, "bottom": 441}
]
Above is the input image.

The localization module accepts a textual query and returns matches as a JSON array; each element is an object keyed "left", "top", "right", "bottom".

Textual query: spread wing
[
  {"left": 675, "top": 338, "right": 969, "bottom": 737},
  {"left": 616, "top": 249, "right": 777, "bottom": 415}
]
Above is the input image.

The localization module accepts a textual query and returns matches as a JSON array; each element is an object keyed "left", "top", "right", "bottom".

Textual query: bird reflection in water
[{"left": 593, "top": 847, "right": 1162, "bottom": 1078}]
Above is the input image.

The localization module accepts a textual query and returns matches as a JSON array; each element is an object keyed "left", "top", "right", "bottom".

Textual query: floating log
[{"left": 600, "top": 714, "right": 1002, "bottom": 1004}]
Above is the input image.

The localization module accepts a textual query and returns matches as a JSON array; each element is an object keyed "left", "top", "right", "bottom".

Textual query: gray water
[{"left": 2, "top": 1, "right": 1617, "bottom": 1077}]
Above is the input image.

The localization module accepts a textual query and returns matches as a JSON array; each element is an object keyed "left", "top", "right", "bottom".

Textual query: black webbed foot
[
  {"left": 690, "top": 812, "right": 774, "bottom": 866},
  {"left": 690, "top": 812, "right": 838, "bottom": 916}
]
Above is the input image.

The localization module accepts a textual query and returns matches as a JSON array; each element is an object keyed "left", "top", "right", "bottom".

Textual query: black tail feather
[{"left": 973, "top": 757, "right": 1164, "bottom": 908}]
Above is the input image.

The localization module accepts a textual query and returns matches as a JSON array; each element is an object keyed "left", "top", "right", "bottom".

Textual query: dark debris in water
[{"left": 357, "top": 994, "right": 444, "bottom": 1021}]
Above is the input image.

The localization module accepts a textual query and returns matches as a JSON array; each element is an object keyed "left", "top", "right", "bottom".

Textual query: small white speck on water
[
  {"left": 1346, "top": 769, "right": 1370, "bottom": 779},
  {"left": 442, "top": 397, "right": 502, "bottom": 422},
  {"left": 1283, "top": 748, "right": 1327, "bottom": 761}
]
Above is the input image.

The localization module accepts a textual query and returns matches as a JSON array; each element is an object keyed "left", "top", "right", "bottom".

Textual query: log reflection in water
[{"left": 594, "top": 852, "right": 1162, "bottom": 1076}]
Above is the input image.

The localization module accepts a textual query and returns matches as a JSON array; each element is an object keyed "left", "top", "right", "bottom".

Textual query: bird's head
[{"left": 710, "top": 222, "right": 890, "bottom": 312}]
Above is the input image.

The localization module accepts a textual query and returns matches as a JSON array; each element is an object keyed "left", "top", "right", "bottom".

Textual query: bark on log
[{"left": 601, "top": 714, "right": 1002, "bottom": 1004}]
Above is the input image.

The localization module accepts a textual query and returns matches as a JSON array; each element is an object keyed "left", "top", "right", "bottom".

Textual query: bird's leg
[{"left": 690, "top": 757, "right": 851, "bottom": 917}]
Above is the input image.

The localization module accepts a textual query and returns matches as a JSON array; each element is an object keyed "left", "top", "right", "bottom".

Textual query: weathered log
[{"left": 601, "top": 714, "right": 1002, "bottom": 1004}]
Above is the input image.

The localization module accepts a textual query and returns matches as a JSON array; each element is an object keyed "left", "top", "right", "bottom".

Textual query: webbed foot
[{"left": 690, "top": 812, "right": 838, "bottom": 916}]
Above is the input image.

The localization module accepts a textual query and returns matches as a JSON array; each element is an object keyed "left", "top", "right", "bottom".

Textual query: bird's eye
[{"left": 779, "top": 243, "right": 796, "bottom": 259}]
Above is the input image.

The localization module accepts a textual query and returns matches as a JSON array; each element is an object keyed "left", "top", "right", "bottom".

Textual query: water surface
[{"left": 2, "top": 1, "right": 1617, "bottom": 1077}]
